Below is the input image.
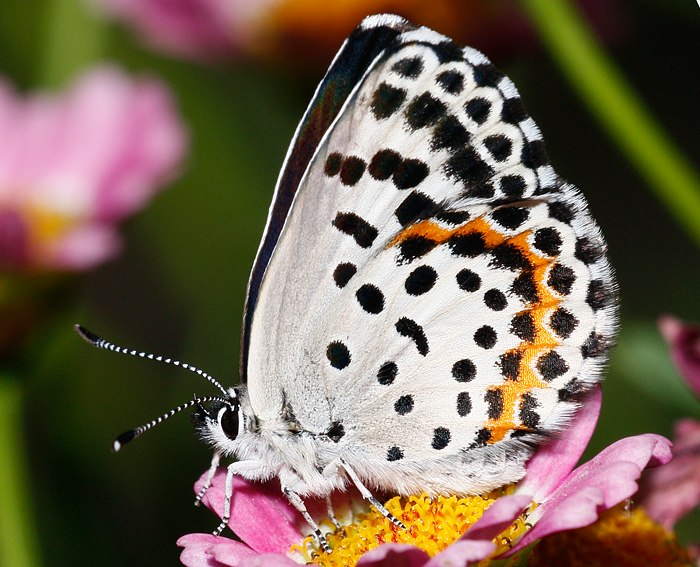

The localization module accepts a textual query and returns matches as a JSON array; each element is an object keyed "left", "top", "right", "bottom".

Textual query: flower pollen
[
  {"left": 291, "top": 487, "right": 530, "bottom": 566},
  {"left": 528, "top": 504, "right": 693, "bottom": 566}
]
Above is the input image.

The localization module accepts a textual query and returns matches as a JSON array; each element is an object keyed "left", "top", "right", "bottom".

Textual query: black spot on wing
[
  {"left": 444, "top": 147, "right": 494, "bottom": 191},
  {"left": 484, "top": 134, "right": 513, "bottom": 162},
  {"left": 501, "top": 98, "right": 527, "bottom": 124},
  {"left": 396, "top": 317, "right": 429, "bottom": 356},
  {"left": 397, "top": 236, "right": 438, "bottom": 263},
  {"left": 332, "top": 212, "right": 378, "bottom": 248},
  {"left": 491, "top": 206, "right": 529, "bottom": 230},
  {"left": 405, "top": 92, "right": 447, "bottom": 129},
  {"left": 431, "top": 115, "right": 470, "bottom": 152},
  {"left": 371, "top": 82, "right": 407, "bottom": 119},
  {"left": 499, "top": 351, "right": 522, "bottom": 380},
  {"left": 548, "top": 264, "right": 576, "bottom": 295},
  {"left": 432, "top": 427, "right": 451, "bottom": 449},
  {"left": 520, "top": 393, "right": 540, "bottom": 429},
  {"left": 485, "top": 389, "right": 504, "bottom": 420},
  {"left": 536, "top": 351, "right": 569, "bottom": 381},
  {"left": 550, "top": 308, "right": 578, "bottom": 339},
  {"left": 456, "top": 268, "right": 481, "bottom": 291},
  {"left": 377, "top": 361, "right": 398, "bottom": 385},
  {"left": 326, "top": 341, "right": 350, "bottom": 370},
  {"left": 333, "top": 262, "right": 356, "bottom": 288},
  {"left": 393, "top": 159, "right": 429, "bottom": 189},
  {"left": 324, "top": 152, "right": 342, "bottom": 176},
  {"left": 387, "top": 446, "right": 404, "bottom": 461},
  {"left": 534, "top": 227, "right": 562, "bottom": 256},
  {"left": 452, "top": 359, "right": 476, "bottom": 382},
  {"left": 465, "top": 97, "right": 491, "bottom": 125},
  {"left": 392, "top": 56, "right": 424, "bottom": 78},
  {"left": 510, "top": 312, "right": 536, "bottom": 342},
  {"left": 369, "top": 149, "right": 401, "bottom": 180},
  {"left": 473, "top": 63, "right": 505, "bottom": 87},
  {"left": 405, "top": 265, "right": 437, "bottom": 295},
  {"left": 339, "top": 156, "right": 366, "bottom": 186},
  {"left": 448, "top": 232, "right": 487, "bottom": 257},
  {"left": 457, "top": 392, "right": 471, "bottom": 416},
  {"left": 521, "top": 139, "right": 549, "bottom": 169},
  {"left": 356, "top": 284, "right": 384, "bottom": 314},
  {"left": 436, "top": 70, "right": 464, "bottom": 94},
  {"left": 499, "top": 175, "right": 526, "bottom": 198},
  {"left": 395, "top": 191, "right": 440, "bottom": 226}
]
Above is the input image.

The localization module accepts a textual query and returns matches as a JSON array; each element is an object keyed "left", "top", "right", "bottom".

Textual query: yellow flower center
[
  {"left": 527, "top": 504, "right": 693, "bottom": 567},
  {"left": 24, "top": 202, "right": 74, "bottom": 246},
  {"left": 290, "top": 486, "right": 532, "bottom": 566}
]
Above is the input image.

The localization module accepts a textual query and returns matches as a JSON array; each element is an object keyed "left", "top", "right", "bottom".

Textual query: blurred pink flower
[
  {"left": 178, "top": 387, "right": 672, "bottom": 566},
  {"left": 0, "top": 66, "right": 187, "bottom": 272},
  {"left": 94, "top": 0, "right": 274, "bottom": 62},
  {"left": 658, "top": 315, "right": 700, "bottom": 398},
  {"left": 637, "top": 316, "right": 700, "bottom": 534}
]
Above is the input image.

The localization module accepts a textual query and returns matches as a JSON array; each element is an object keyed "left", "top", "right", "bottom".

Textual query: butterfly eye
[{"left": 218, "top": 404, "right": 239, "bottom": 440}]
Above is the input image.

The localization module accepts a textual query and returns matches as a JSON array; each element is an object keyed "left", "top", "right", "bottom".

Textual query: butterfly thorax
[{"left": 198, "top": 384, "right": 351, "bottom": 497}]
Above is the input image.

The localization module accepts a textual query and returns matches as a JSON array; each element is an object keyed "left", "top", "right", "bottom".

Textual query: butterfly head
[{"left": 192, "top": 387, "right": 249, "bottom": 450}]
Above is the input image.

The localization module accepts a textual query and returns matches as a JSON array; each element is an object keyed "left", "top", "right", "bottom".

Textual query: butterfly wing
[
  {"left": 244, "top": 15, "right": 617, "bottom": 495},
  {"left": 241, "top": 15, "right": 415, "bottom": 381}
]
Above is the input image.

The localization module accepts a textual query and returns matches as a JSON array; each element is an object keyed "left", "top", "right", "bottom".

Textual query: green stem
[
  {"left": 521, "top": 0, "right": 700, "bottom": 248},
  {"left": 0, "top": 379, "right": 41, "bottom": 567}
]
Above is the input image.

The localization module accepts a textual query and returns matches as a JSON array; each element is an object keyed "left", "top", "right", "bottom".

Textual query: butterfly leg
[
  {"left": 325, "top": 496, "right": 342, "bottom": 529},
  {"left": 211, "top": 460, "right": 277, "bottom": 536},
  {"left": 194, "top": 451, "right": 221, "bottom": 506},
  {"left": 340, "top": 460, "right": 406, "bottom": 530},
  {"left": 283, "top": 487, "right": 331, "bottom": 554},
  {"left": 213, "top": 462, "right": 237, "bottom": 536}
]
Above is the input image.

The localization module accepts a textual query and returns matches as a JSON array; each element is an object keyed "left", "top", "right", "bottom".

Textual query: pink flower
[
  {"left": 658, "top": 315, "right": 700, "bottom": 398},
  {"left": 0, "top": 66, "right": 187, "bottom": 272},
  {"left": 95, "top": 0, "right": 274, "bottom": 62},
  {"left": 637, "top": 316, "right": 700, "bottom": 532},
  {"left": 178, "top": 387, "right": 672, "bottom": 566}
]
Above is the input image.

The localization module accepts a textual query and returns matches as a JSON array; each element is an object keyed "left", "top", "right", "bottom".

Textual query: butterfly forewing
[{"left": 245, "top": 17, "right": 616, "bottom": 495}]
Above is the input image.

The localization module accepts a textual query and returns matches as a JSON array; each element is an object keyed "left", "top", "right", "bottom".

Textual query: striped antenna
[
  {"left": 113, "top": 395, "right": 228, "bottom": 452},
  {"left": 74, "top": 324, "right": 229, "bottom": 396}
]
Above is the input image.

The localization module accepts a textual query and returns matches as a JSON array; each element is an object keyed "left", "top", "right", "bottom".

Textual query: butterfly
[{"left": 77, "top": 13, "right": 617, "bottom": 553}]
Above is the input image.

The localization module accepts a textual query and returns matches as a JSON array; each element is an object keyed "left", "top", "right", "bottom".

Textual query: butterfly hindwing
[{"left": 244, "top": 16, "right": 616, "bottom": 495}]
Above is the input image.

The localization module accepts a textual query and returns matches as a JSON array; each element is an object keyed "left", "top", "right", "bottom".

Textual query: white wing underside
[{"left": 245, "top": 26, "right": 616, "bottom": 495}]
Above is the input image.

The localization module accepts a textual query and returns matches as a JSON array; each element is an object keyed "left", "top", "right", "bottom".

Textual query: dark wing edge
[{"left": 239, "top": 14, "right": 415, "bottom": 381}]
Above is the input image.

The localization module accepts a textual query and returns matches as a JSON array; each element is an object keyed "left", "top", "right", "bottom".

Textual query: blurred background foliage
[{"left": 0, "top": 0, "right": 698, "bottom": 565}]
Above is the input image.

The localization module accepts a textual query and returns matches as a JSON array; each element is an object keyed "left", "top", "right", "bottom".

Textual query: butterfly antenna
[
  {"left": 113, "top": 396, "right": 227, "bottom": 452},
  {"left": 74, "top": 324, "right": 229, "bottom": 396}
]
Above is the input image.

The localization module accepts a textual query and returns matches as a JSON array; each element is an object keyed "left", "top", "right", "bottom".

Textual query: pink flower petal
[
  {"left": 238, "top": 553, "right": 300, "bottom": 567},
  {"left": 518, "top": 385, "right": 602, "bottom": 501},
  {"left": 639, "top": 419, "right": 700, "bottom": 529},
  {"left": 659, "top": 315, "right": 700, "bottom": 398},
  {"left": 506, "top": 485, "right": 605, "bottom": 553},
  {"left": 96, "top": 0, "right": 273, "bottom": 61},
  {"left": 461, "top": 494, "right": 531, "bottom": 542},
  {"left": 426, "top": 540, "right": 496, "bottom": 567},
  {"left": 50, "top": 224, "right": 120, "bottom": 270},
  {"left": 195, "top": 470, "right": 304, "bottom": 554},
  {"left": 177, "top": 533, "right": 256, "bottom": 567},
  {"left": 508, "top": 434, "right": 672, "bottom": 554},
  {"left": 357, "top": 544, "right": 430, "bottom": 567}
]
